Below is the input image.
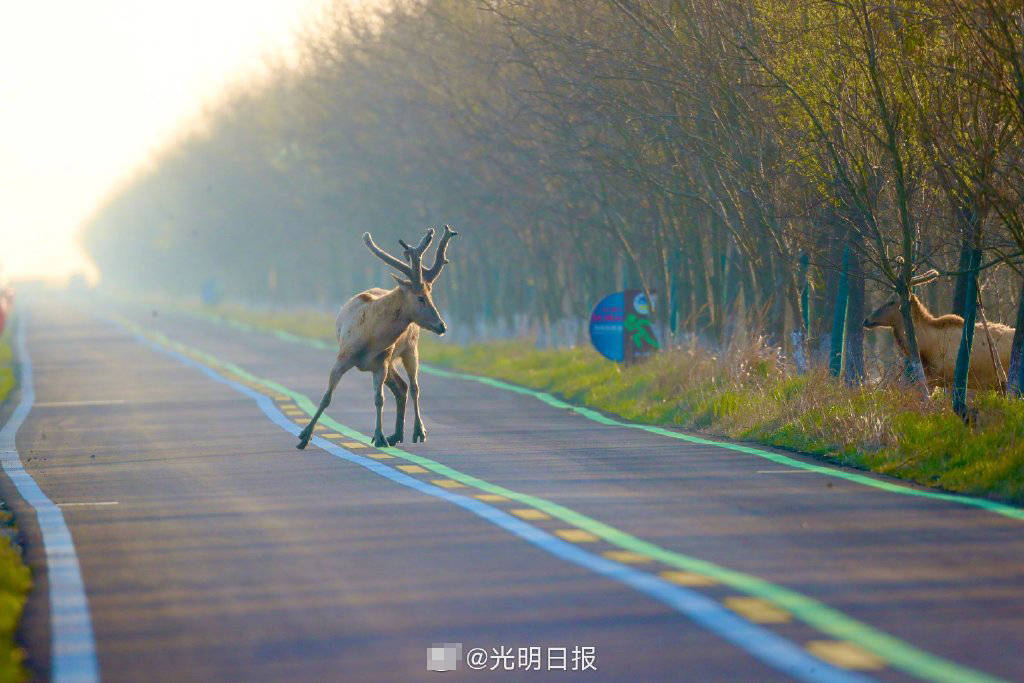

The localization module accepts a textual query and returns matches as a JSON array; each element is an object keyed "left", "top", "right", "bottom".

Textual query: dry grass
[{"left": 422, "top": 334, "right": 1024, "bottom": 503}]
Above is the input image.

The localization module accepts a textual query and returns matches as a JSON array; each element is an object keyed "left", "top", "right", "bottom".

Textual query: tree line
[{"left": 82, "top": 0, "right": 1024, "bottom": 402}]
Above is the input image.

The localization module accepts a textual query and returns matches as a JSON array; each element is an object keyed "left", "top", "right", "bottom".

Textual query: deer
[
  {"left": 296, "top": 225, "right": 458, "bottom": 450},
  {"left": 863, "top": 269, "right": 1014, "bottom": 390}
]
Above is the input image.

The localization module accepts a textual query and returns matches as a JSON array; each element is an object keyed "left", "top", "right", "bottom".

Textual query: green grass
[
  {"left": 0, "top": 325, "right": 33, "bottom": 682},
  {"left": 186, "top": 303, "right": 1024, "bottom": 506}
]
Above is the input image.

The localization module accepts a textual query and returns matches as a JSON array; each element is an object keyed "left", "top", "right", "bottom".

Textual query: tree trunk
[
  {"left": 952, "top": 247, "right": 981, "bottom": 418},
  {"left": 720, "top": 242, "right": 743, "bottom": 346},
  {"left": 799, "top": 252, "right": 810, "bottom": 334},
  {"left": 829, "top": 247, "right": 850, "bottom": 377},
  {"left": 1006, "top": 276, "right": 1024, "bottom": 397},
  {"left": 768, "top": 256, "right": 787, "bottom": 347},
  {"left": 899, "top": 297, "right": 929, "bottom": 397},
  {"left": 952, "top": 212, "right": 974, "bottom": 316},
  {"left": 844, "top": 249, "right": 865, "bottom": 384},
  {"left": 669, "top": 248, "right": 681, "bottom": 339}
]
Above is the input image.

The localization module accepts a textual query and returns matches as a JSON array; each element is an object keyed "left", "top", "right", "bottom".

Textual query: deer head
[
  {"left": 363, "top": 225, "right": 459, "bottom": 335},
  {"left": 863, "top": 268, "right": 939, "bottom": 330}
]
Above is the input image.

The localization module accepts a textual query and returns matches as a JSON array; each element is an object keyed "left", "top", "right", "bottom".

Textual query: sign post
[{"left": 589, "top": 289, "right": 659, "bottom": 364}]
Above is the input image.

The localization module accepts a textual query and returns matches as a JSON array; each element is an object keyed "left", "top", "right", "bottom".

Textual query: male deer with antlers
[{"left": 296, "top": 225, "right": 458, "bottom": 450}]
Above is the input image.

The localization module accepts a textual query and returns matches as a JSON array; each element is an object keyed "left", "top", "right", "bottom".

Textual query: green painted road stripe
[
  {"left": 420, "top": 367, "right": 1024, "bottom": 521},
  {"left": 184, "top": 308, "right": 1024, "bottom": 523},
  {"left": 124, "top": 317, "right": 1003, "bottom": 683}
]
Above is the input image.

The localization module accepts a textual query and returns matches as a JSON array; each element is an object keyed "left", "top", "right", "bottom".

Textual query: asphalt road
[{"left": 2, "top": 295, "right": 1023, "bottom": 682}]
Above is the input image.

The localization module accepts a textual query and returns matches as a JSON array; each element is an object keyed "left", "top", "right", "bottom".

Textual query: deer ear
[{"left": 390, "top": 273, "right": 414, "bottom": 290}]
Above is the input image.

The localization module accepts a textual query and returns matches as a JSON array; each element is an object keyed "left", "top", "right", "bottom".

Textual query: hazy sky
[{"left": 0, "top": 0, "right": 359, "bottom": 283}]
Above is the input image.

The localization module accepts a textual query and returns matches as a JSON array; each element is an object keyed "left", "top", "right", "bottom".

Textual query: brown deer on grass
[
  {"left": 296, "top": 225, "right": 458, "bottom": 449},
  {"left": 863, "top": 269, "right": 1014, "bottom": 390}
]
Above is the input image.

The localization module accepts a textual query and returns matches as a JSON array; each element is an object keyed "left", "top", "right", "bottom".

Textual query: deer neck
[
  {"left": 909, "top": 296, "right": 932, "bottom": 326},
  {"left": 891, "top": 321, "right": 910, "bottom": 356},
  {"left": 905, "top": 296, "right": 948, "bottom": 357},
  {"left": 891, "top": 297, "right": 927, "bottom": 356}
]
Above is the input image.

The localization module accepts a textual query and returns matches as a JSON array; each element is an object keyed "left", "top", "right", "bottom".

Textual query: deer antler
[
  {"left": 399, "top": 229, "right": 435, "bottom": 261},
  {"left": 363, "top": 231, "right": 429, "bottom": 280},
  {"left": 911, "top": 268, "right": 939, "bottom": 286},
  {"left": 398, "top": 228, "right": 435, "bottom": 283},
  {"left": 423, "top": 224, "right": 459, "bottom": 283}
]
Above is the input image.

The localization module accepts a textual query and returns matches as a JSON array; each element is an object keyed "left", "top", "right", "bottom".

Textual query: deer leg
[
  {"left": 297, "top": 356, "right": 352, "bottom": 450},
  {"left": 371, "top": 366, "right": 389, "bottom": 447},
  {"left": 401, "top": 348, "right": 426, "bottom": 443},
  {"left": 384, "top": 366, "right": 408, "bottom": 446}
]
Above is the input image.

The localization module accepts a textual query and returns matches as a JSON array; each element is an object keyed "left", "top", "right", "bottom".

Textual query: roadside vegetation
[
  {"left": 82, "top": 1, "right": 1024, "bottom": 411},
  {"left": 0, "top": 326, "right": 33, "bottom": 682},
  {"left": 84, "top": 0, "right": 1024, "bottom": 504},
  {"left": 191, "top": 303, "right": 1024, "bottom": 506}
]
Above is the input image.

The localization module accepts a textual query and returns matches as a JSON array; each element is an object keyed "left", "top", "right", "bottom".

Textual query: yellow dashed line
[
  {"left": 602, "top": 550, "right": 653, "bottom": 564},
  {"left": 397, "top": 465, "right": 428, "bottom": 474},
  {"left": 321, "top": 433, "right": 343, "bottom": 439},
  {"left": 805, "top": 641, "right": 886, "bottom": 670},
  {"left": 723, "top": 597, "right": 791, "bottom": 624},
  {"left": 341, "top": 442, "right": 367, "bottom": 449},
  {"left": 510, "top": 508, "right": 551, "bottom": 521},
  {"left": 431, "top": 479, "right": 467, "bottom": 489},
  {"left": 475, "top": 494, "right": 509, "bottom": 502},
  {"left": 364, "top": 452, "right": 394, "bottom": 459},
  {"left": 659, "top": 570, "right": 717, "bottom": 587},
  {"left": 554, "top": 529, "right": 599, "bottom": 543}
]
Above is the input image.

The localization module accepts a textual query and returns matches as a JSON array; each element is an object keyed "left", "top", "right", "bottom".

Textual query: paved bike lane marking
[{"left": 116, "top": 313, "right": 1005, "bottom": 683}]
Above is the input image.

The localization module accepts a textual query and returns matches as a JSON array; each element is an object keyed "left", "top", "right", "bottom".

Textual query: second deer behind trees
[
  {"left": 863, "top": 269, "right": 1014, "bottom": 390},
  {"left": 296, "top": 225, "right": 458, "bottom": 449}
]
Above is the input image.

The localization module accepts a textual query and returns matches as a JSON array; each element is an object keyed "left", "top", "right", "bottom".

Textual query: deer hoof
[
  {"left": 412, "top": 426, "right": 426, "bottom": 443},
  {"left": 386, "top": 432, "right": 403, "bottom": 446},
  {"left": 296, "top": 425, "right": 312, "bottom": 449},
  {"left": 372, "top": 431, "right": 389, "bottom": 447}
]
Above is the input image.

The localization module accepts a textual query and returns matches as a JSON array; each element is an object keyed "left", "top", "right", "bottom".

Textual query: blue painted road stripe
[
  {"left": 0, "top": 317, "right": 99, "bottom": 683},
  {"left": 127, "top": 323, "right": 872, "bottom": 683}
]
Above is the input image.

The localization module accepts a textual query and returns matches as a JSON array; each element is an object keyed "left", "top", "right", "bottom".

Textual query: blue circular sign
[{"left": 589, "top": 292, "right": 625, "bottom": 361}]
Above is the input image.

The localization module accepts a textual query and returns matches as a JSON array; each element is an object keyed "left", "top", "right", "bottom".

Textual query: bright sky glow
[{"left": 0, "top": 0, "right": 359, "bottom": 284}]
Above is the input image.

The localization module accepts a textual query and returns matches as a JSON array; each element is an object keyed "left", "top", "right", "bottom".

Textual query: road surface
[{"left": 2, "top": 295, "right": 1023, "bottom": 682}]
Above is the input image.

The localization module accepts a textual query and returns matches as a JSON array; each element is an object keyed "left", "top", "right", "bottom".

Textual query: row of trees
[{"left": 82, "top": 0, "right": 1024, "bottom": 401}]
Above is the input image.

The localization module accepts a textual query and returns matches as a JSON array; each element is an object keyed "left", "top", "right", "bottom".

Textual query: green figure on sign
[{"left": 625, "top": 314, "right": 659, "bottom": 349}]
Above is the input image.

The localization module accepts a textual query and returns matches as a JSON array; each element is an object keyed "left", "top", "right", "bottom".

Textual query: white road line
[
  {"left": 57, "top": 502, "right": 119, "bottom": 507},
  {"left": 34, "top": 400, "right": 126, "bottom": 408},
  {"left": 0, "top": 316, "right": 99, "bottom": 682}
]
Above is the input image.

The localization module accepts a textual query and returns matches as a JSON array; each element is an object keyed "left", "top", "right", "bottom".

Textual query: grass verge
[
  {"left": 182, "top": 303, "right": 1024, "bottom": 506},
  {"left": 0, "top": 324, "right": 33, "bottom": 682}
]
